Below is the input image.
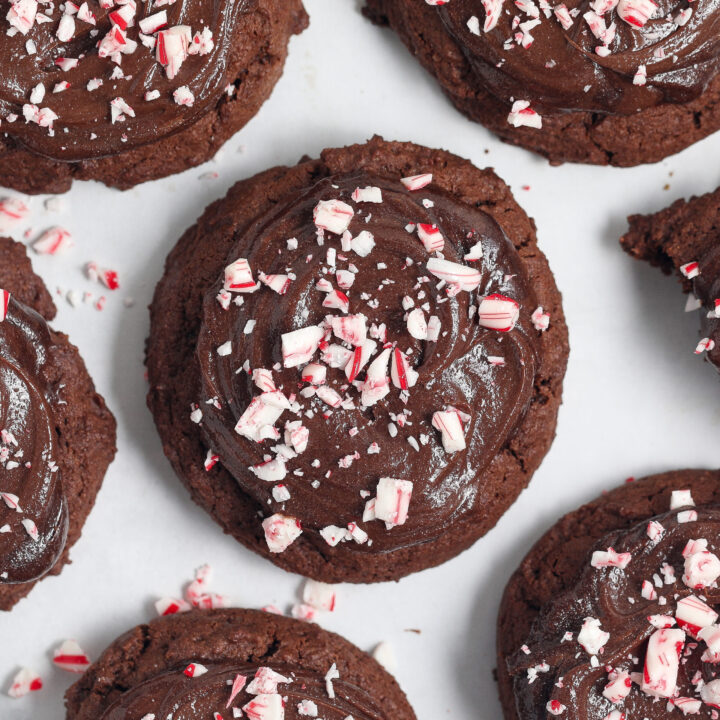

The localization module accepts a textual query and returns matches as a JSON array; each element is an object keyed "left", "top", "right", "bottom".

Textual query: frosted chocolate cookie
[
  {"left": 146, "top": 136, "right": 568, "bottom": 583},
  {"left": 621, "top": 187, "right": 720, "bottom": 372},
  {"left": 0, "top": 0, "right": 308, "bottom": 194},
  {"left": 65, "top": 608, "right": 416, "bottom": 720},
  {"left": 364, "top": 0, "right": 720, "bottom": 166},
  {"left": 497, "top": 469, "right": 720, "bottom": 720},
  {"left": 0, "top": 236, "right": 116, "bottom": 610}
]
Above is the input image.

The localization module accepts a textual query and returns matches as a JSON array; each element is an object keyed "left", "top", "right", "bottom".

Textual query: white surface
[{"left": 1, "top": 1, "right": 720, "bottom": 717}]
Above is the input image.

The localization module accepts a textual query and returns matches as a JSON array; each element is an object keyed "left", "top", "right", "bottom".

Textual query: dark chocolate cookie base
[
  {"left": 0, "top": 237, "right": 116, "bottom": 610},
  {"left": 620, "top": 186, "right": 720, "bottom": 369},
  {"left": 145, "top": 136, "right": 569, "bottom": 584},
  {"left": 0, "top": 0, "right": 308, "bottom": 195},
  {"left": 65, "top": 608, "right": 416, "bottom": 719},
  {"left": 363, "top": 0, "right": 720, "bottom": 167},
  {"left": 496, "top": 469, "right": 720, "bottom": 720}
]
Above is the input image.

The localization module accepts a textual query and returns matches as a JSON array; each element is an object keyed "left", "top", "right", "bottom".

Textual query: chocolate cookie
[
  {"left": 65, "top": 607, "right": 416, "bottom": 719},
  {"left": 363, "top": 0, "right": 720, "bottom": 167},
  {"left": 0, "top": 0, "right": 308, "bottom": 195},
  {"left": 146, "top": 136, "right": 568, "bottom": 583},
  {"left": 621, "top": 188, "right": 720, "bottom": 372},
  {"left": 0, "top": 236, "right": 116, "bottom": 610},
  {"left": 497, "top": 469, "right": 720, "bottom": 720}
]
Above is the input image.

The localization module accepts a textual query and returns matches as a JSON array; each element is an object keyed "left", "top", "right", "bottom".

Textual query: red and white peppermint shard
[
  {"left": 301, "top": 363, "right": 326, "bottom": 385},
  {"left": 139, "top": 10, "right": 167, "bottom": 34},
  {"left": 7, "top": 667, "right": 42, "bottom": 698},
  {"left": 390, "top": 347, "right": 418, "bottom": 390},
  {"left": 480, "top": 0, "right": 504, "bottom": 30},
  {"left": 361, "top": 347, "right": 391, "bottom": 406},
  {"left": 616, "top": 0, "right": 657, "bottom": 26},
  {"left": 546, "top": 700, "right": 566, "bottom": 716},
  {"left": 670, "top": 489, "right": 694, "bottom": 509},
  {"left": 282, "top": 325, "right": 324, "bottom": 368},
  {"left": 313, "top": 199, "right": 354, "bottom": 235},
  {"left": 226, "top": 673, "right": 247, "bottom": 709},
  {"left": 591, "top": 547, "right": 631, "bottom": 570},
  {"left": 224, "top": 258, "right": 258, "bottom": 292},
  {"left": 53, "top": 639, "right": 91, "bottom": 673},
  {"left": 262, "top": 513, "right": 302, "bottom": 553},
  {"left": 647, "top": 520, "right": 665, "bottom": 542},
  {"left": 432, "top": 410, "right": 466, "bottom": 452},
  {"left": 344, "top": 339, "right": 376, "bottom": 382},
  {"left": 683, "top": 549, "right": 720, "bottom": 589},
  {"left": 699, "top": 625, "right": 720, "bottom": 663},
  {"left": 478, "top": 294, "right": 520, "bottom": 331},
  {"left": 401, "top": 173, "right": 433, "bottom": 191},
  {"left": 184, "top": 662, "right": 209, "bottom": 678},
  {"left": 242, "top": 693, "right": 284, "bottom": 720},
  {"left": 7, "top": 0, "right": 38, "bottom": 34},
  {"left": 679, "top": 261, "right": 700, "bottom": 279},
  {"left": 323, "top": 289, "right": 350, "bottom": 313},
  {"left": 331, "top": 314, "right": 367, "bottom": 347},
  {"left": 641, "top": 628, "right": 685, "bottom": 698},
  {"left": 602, "top": 669, "right": 631, "bottom": 703},
  {"left": 21, "top": 518, "right": 39, "bottom": 541},
  {"left": 634, "top": 65, "right": 647, "bottom": 86},
  {"left": 676, "top": 595, "right": 718, "bottom": 637},
  {"left": 155, "top": 596, "right": 191, "bottom": 616},
  {"left": 303, "top": 579, "right": 336, "bottom": 612},
  {"left": 427, "top": 257, "right": 482, "bottom": 292},
  {"left": 110, "top": 97, "right": 135, "bottom": 123},
  {"left": 0, "top": 196, "right": 29, "bottom": 230},
  {"left": 0, "top": 290, "right": 9, "bottom": 322},
  {"left": 246, "top": 667, "right": 292, "bottom": 695},
  {"left": 577, "top": 617, "right": 609, "bottom": 656},
  {"left": 374, "top": 477, "right": 413, "bottom": 527},
  {"left": 531, "top": 306, "right": 550, "bottom": 331},
  {"left": 33, "top": 227, "right": 74, "bottom": 255},
  {"left": 259, "top": 272, "right": 292, "bottom": 295},
  {"left": 507, "top": 100, "right": 542, "bottom": 129},
  {"left": 156, "top": 26, "right": 191, "bottom": 79},
  {"left": 416, "top": 224, "right": 445, "bottom": 253},
  {"left": 406, "top": 308, "right": 428, "bottom": 340},
  {"left": 695, "top": 338, "right": 715, "bottom": 355}
]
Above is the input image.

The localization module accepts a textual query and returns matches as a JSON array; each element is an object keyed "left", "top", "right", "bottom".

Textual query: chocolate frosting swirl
[
  {"left": 509, "top": 505, "right": 720, "bottom": 720},
  {"left": 99, "top": 662, "right": 386, "bottom": 719},
  {"left": 0, "top": 295, "right": 68, "bottom": 584},
  {"left": 1, "top": 0, "right": 252, "bottom": 161},
  {"left": 438, "top": 0, "right": 720, "bottom": 115},
  {"left": 196, "top": 169, "right": 541, "bottom": 555}
]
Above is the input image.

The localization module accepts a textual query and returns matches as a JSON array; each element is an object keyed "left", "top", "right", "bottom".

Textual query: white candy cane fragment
[
  {"left": 7, "top": 0, "right": 38, "bottom": 34},
  {"left": 641, "top": 628, "right": 685, "bottom": 698},
  {"left": 406, "top": 308, "right": 428, "bottom": 340},
  {"left": 0, "top": 197, "right": 29, "bottom": 231},
  {"left": 616, "top": 0, "right": 657, "bottom": 26},
  {"left": 139, "top": 10, "right": 166, "bottom": 33},
  {"left": 546, "top": 700, "right": 566, "bottom": 716},
  {"left": 672, "top": 697, "right": 702, "bottom": 715},
  {"left": 603, "top": 669, "right": 631, "bottom": 703},
  {"left": 416, "top": 224, "right": 444, "bottom": 253},
  {"left": 226, "top": 673, "right": 247, "bottom": 708},
  {"left": 53, "top": 639, "right": 91, "bottom": 673},
  {"left": 695, "top": 338, "right": 715, "bottom": 355},
  {"left": 464, "top": 240, "right": 483, "bottom": 261},
  {"left": 251, "top": 457, "right": 287, "bottom": 482},
  {"left": 282, "top": 325, "right": 325, "bottom": 368},
  {"left": 372, "top": 642, "right": 397, "bottom": 672},
  {"left": 184, "top": 662, "right": 208, "bottom": 677},
  {"left": 670, "top": 489, "right": 695, "bottom": 509},
  {"left": 350, "top": 230, "right": 375, "bottom": 257},
  {"left": 531, "top": 306, "right": 550, "bottom": 331},
  {"left": 634, "top": 65, "right": 647, "bottom": 86},
  {"left": 648, "top": 614, "right": 676, "bottom": 629},
  {"left": 698, "top": 624, "right": 720, "bottom": 663},
  {"left": 508, "top": 100, "right": 542, "bottom": 129},
  {"left": 242, "top": 694, "right": 284, "bottom": 720},
  {"left": 683, "top": 550, "right": 720, "bottom": 589},
  {"left": 0, "top": 290, "right": 9, "bottom": 322},
  {"left": 432, "top": 410, "right": 466, "bottom": 452},
  {"left": 303, "top": 579, "right": 336, "bottom": 612},
  {"left": 647, "top": 520, "right": 665, "bottom": 542},
  {"left": 577, "top": 617, "right": 609, "bottom": 656},
  {"left": 478, "top": 294, "right": 520, "bottom": 331},
  {"left": 262, "top": 513, "right": 302, "bottom": 553},
  {"left": 361, "top": 347, "right": 391, "bottom": 406},
  {"left": 21, "top": 518, "right": 39, "bottom": 541},
  {"left": 351, "top": 186, "right": 382, "bottom": 203},
  {"left": 427, "top": 257, "right": 482, "bottom": 292},
  {"left": 259, "top": 272, "right": 292, "bottom": 295},
  {"left": 313, "top": 199, "right": 354, "bottom": 235},
  {"left": 323, "top": 289, "right": 350, "bottom": 313},
  {"left": 301, "top": 363, "right": 326, "bottom": 385},
  {"left": 7, "top": 667, "right": 42, "bottom": 698},
  {"left": 675, "top": 595, "right": 718, "bottom": 637},
  {"left": 401, "top": 174, "right": 432, "bottom": 191},
  {"left": 336, "top": 270, "right": 355, "bottom": 289},
  {"left": 224, "top": 258, "right": 257, "bottom": 292},
  {"left": 373, "top": 477, "right": 413, "bottom": 527},
  {"left": 702, "top": 680, "right": 720, "bottom": 708},
  {"left": 591, "top": 547, "right": 631, "bottom": 570},
  {"left": 344, "top": 339, "right": 376, "bottom": 382},
  {"left": 154, "top": 596, "right": 191, "bottom": 616}
]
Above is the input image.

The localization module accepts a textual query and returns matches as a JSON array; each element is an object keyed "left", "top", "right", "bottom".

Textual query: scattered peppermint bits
[
  {"left": 7, "top": 667, "right": 42, "bottom": 698},
  {"left": 508, "top": 100, "right": 542, "bottom": 129},
  {"left": 52, "top": 639, "right": 90, "bottom": 673},
  {"left": 262, "top": 514, "right": 302, "bottom": 553}
]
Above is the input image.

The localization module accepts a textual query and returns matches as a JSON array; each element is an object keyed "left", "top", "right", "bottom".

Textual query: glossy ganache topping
[
  {"left": 680, "top": 251, "right": 720, "bottom": 372},
  {"left": 436, "top": 0, "right": 720, "bottom": 117},
  {"left": 0, "top": 291, "right": 68, "bottom": 584},
  {"left": 1, "top": 0, "right": 253, "bottom": 161},
  {"left": 509, "top": 492, "right": 720, "bottom": 720},
  {"left": 196, "top": 169, "right": 549, "bottom": 558},
  {"left": 100, "top": 662, "right": 387, "bottom": 719}
]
